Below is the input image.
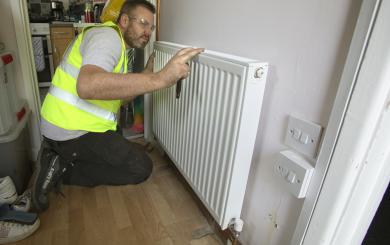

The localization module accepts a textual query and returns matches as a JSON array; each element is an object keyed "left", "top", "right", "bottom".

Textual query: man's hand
[
  {"left": 158, "top": 47, "right": 204, "bottom": 87},
  {"left": 143, "top": 52, "right": 155, "bottom": 73}
]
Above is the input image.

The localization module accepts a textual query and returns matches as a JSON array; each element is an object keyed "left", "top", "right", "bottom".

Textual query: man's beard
[{"left": 124, "top": 29, "right": 149, "bottom": 49}]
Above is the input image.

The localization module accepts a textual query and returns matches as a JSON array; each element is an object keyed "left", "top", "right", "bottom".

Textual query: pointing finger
[
  {"left": 176, "top": 47, "right": 198, "bottom": 56},
  {"left": 177, "top": 48, "right": 204, "bottom": 64},
  {"left": 176, "top": 47, "right": 204, "bottom": 57}
]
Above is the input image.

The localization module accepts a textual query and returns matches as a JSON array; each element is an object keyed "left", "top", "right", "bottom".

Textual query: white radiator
[{"left": 152, "top": 41, "right": 268, "bottom": 230}]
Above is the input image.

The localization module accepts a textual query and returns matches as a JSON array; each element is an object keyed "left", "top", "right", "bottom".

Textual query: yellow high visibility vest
[{"left": 41, "top": 21, "right": 128, "bottom": 132}]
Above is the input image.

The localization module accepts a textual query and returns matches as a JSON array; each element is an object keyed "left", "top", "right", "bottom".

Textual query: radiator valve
[
  {"left": 228, "top": 218, "right": 244, "bottom": 245},
  {"left": 254, "top": 67, "right": 265, "bottom": 79},
  {"left": 230, "top": 218, "right": 244, "bottom": 233}
]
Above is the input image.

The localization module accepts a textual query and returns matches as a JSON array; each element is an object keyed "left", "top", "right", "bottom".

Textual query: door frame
[
  {"left": 10, "top": 0, "right": 42, "bottom": 160},
  {"left": 292, "top": 0, "right": 390, "bottom": 244}
]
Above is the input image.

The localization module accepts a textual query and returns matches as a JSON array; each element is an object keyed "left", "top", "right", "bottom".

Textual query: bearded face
[
  {"left": 122, "top": 6, "right": 154, "bottom": 49},
  {"left": 123, "top": 24, "right": 150, "bottom": 49}
]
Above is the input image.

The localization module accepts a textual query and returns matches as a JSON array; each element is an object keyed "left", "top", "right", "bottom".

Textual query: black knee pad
[{"left": 134, "top": 152, "right": 153, "bottom": 184}]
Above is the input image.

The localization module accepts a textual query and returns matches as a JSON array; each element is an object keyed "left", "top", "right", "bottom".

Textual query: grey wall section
[{"left": 159, "top": 0, "right": 362, "bottom": 244}]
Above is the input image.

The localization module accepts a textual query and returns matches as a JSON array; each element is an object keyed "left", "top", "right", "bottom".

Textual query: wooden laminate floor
[{"left": 10, "top": 140, "right": 222, "bottom": 245}]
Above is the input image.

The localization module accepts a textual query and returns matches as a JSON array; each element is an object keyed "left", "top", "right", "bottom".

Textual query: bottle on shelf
[{"left": 84, "top": 1, "right": 94, "bottom": 23}]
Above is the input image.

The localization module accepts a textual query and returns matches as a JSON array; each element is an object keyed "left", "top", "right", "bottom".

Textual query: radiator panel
[{"left": 152, "top": 41, "right": 268, "bottom": 229}]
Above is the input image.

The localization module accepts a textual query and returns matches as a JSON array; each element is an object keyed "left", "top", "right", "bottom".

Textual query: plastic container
[
  {"left": 0, "top": 53, "right": 14, "bottom": 134},
  {"left": 0, "top": 51, "right": 24, "bottom": 136},
  {"left": 0, "top": 105, "right": 32, "bottom": 194}
]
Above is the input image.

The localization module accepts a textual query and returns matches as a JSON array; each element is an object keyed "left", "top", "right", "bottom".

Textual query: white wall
[{"left": 159, "top": 0, "right": 362, "bottom": 244}]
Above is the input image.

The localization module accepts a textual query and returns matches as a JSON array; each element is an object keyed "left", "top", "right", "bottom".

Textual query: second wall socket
[{"left": 284, "top": 115, "right": 323, "bottom": 159}]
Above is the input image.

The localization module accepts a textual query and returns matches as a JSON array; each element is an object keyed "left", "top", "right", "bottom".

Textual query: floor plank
[{"left": 8, "top": 143, "right": 223, "bottom": 245}]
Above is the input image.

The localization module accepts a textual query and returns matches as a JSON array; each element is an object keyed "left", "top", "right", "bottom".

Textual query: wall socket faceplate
[
  {"left": 274, "top": 150, "right": 314, "bottom": 198},
  {"left": 285, "top": 115, "right": 323, "bottom": 159}
]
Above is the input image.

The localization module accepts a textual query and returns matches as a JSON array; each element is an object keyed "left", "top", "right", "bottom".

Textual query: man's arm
[
  {"left": 121, "top": 52, "right": 156, "bottom": 104},
  {"left": 77, "top": 65, "right": 164, "bottom": 100},
  {"left": 77, "top": 47, "right": 204, "bottom": 100}
]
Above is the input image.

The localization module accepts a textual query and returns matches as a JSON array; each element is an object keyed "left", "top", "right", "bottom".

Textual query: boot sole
[
  {"left": 31, "top": 148, "right": 49, "bottom": 213},
  {"left": 0, "top": 219, "right": 40, "bottom": 244}
]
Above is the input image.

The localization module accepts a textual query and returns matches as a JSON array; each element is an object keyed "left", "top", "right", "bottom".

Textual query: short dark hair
[{"left": 117, "top": 0, "right": 156, "bottom": 22}]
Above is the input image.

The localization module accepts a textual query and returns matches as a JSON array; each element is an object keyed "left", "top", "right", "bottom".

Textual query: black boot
[{"left": 31, "top": 147, "right": 69, "bottom": 212}]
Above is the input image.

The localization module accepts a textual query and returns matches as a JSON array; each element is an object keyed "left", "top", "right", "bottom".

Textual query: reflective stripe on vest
[
  {"left": 59, "top": 61, "right": 79, "bottom": 80},
  {"left": 48, "top": 85, "right": 116, "bottom": 122},
  {"left": 59, "top": 56, "right": 125, "bottom": 80}
]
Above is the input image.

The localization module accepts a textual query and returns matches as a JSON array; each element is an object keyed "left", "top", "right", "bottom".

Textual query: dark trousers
[{"left": 44, "top": 130, "right": 152, "bottom": 187}]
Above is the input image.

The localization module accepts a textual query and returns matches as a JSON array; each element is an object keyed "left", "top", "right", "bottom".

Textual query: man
[{"left": 32, "top": 0, "right": 203, "bottom": 212}]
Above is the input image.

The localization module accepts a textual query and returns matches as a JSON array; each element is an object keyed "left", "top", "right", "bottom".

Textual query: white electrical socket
[
  {"left": 274, "top": 150, "right": 314, "bottom": 198},
  {"left": 285, "top": 115, "right": 322, "bottom": 159},
  {"left": 274, "top": 163, "right": 288, "bottom": 178}
]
